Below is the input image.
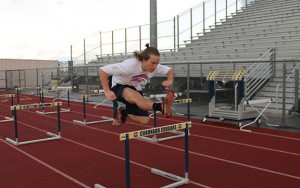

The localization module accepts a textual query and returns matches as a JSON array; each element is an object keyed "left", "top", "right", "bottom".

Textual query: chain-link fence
[{"left": 1, "top": 60, "right": 300, "bottom": 130}]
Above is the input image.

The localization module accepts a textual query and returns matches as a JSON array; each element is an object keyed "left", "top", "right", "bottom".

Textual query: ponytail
[{"left": 133, "top": 43, "right": 160, "bottom": 61}]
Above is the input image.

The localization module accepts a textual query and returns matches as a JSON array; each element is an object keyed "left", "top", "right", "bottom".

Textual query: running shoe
[
  {"left": 118, "top": 106, "right": 127, "bottom": 123},
  {"left": 112, "top": 119, "right": 120, "bottom": 126},
  {"left": 163, "top": 89, "right": 175, "bottom": 117}
]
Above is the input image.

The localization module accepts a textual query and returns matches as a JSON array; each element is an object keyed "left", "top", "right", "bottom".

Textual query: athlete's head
[{"left": 133, "top": 44, "right": 160, "bottom": 72}]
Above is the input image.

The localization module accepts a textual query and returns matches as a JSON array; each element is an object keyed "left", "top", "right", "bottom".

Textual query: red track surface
[{"left": 1, "top": 93, "right": 300, "bottom": 188}]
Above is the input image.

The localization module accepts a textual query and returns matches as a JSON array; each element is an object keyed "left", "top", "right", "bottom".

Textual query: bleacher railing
[
  {"left": 244, "top": 48, "right": 276, "bottom": 100},
  {"left": 275, "top": 62, "right": 300, "bottom": 115},
  {"left": 68, "top": 0, "right": 252, "bottom": 65}
]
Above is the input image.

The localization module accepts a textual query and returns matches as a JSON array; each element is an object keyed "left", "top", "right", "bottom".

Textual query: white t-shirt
[{"left": 100, "top": 58, "right": 171, "bottom": 91}]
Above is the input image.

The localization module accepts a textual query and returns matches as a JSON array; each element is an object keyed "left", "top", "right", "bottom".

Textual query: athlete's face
[{"left": 142, "top": 54, "right": 160, "bottom": 72}]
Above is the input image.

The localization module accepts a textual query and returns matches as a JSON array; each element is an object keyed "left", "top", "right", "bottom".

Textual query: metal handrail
[
  {"left": 244, "top": 48, "right": 275, "bottom": 100},
  {"left": 275, "top": 63, "right": 300, "bottom": 114}
]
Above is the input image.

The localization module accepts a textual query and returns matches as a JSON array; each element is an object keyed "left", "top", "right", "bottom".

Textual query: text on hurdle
[
  {"left": 119, "top": 121, "right": 192, "bottom": 141},
  {"left": 10, "top": 102, "right": 62, "bottom": 110}
]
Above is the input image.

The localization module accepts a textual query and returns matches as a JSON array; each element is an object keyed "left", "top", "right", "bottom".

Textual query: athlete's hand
[
  {"left": 162, "top": 80, "right": 173, "bottom": 88},
  {"left": 105, "top": 90, "right": 116, "bottom": 101}
]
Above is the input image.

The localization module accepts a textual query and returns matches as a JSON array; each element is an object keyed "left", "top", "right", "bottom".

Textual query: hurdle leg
[
  {"left": 184, "top": 124, "right": 189, "bottom": 180},
  {"left": 125, "top": 135, "right": 130, "bottom": 188},
  {"left": 17, "top": 89, "right": 20, "bottom": 104},
  {"left": 57, "top": 104, "right": 61, "bottom": 137},
  {"left": 6, "top": 107, "right": 19, "bottom": 145},
  {"left": 150, "top": 122, "right": 190, "bottom": 187},
  {"left": 112, "top": 100, "right": 120, "bottom": 126}
]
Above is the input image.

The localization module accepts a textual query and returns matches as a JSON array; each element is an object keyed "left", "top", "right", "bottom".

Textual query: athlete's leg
[
  {"left": 127, "top": 114, "right": 150, "bottom": 124},
  {"left": 121, "top": 87, "right": 154, "bottom": 111}
]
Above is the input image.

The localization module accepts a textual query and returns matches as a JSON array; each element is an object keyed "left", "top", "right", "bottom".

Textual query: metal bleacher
[
  {"left": 94, "top": 0, "right": 300, "bottom": 63},
  {"left": 160, "top": 0, "right": 300, "bottom": 62},
  {"left": 91, "top": 0, "right": 300, "bottom": 113}
]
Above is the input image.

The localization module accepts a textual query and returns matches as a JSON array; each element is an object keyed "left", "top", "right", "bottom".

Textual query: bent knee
[
  {"left": 140, "top": 117, "right": 150, "bottom": 125},
  {"left": 138, "top": 117, "right": 150, "bottom": 125},
  {"left": 128, "top": 114, "right": 150, "bottom": 125}
]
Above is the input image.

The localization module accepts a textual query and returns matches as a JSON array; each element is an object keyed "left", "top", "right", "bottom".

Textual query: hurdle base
[
  {"left": 137, "top": 135, "right": 158, "bottom": 142},
  {"left": 73, "top": 116, "right": 113, "bottom": 125},
  {"left": 5, "top": 132, "right": 61, "bottom": 146},
  {"left": 0, "top": 116, "right": 14, "bottom": 123},
  {"left": 36, "top": 108, "right": 70, "bottom": 115},
  {"left": 94, "top": 184, "right": 106, "bottom": 188},
  {"left": 138, "top": 130, "right": 189, "bottom": 143},
  {"left": 151, "top": 168, "right": 189, "bottom": 188}
]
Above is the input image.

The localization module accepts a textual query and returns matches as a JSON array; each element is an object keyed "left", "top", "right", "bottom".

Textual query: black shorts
[{"left": 111, "top": 84, "right": 149, "bottom": 117}]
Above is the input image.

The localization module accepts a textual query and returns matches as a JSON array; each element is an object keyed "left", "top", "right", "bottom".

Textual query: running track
[{"left": 0, "top": 93, "right": 300, "bottom": 188}]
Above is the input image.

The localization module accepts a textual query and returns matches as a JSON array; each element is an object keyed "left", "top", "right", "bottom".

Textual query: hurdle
[
  {"left": 73, "top": 94, "right": 113, "bottom": 125},
  {"left": 15, "top": 86, "right": 41, "bottom": 104},
  {"left": 52, "top": 86, "right": 77, "bottom": 102},
  {"left": 92, "top": 89, "right": 119, "bottom": 125},
  {"left": 6, "top": 102, "right": 62, "bottom": 146},
  {"left": 111, "top": 121, "right": 191, "bottom": 188},
  {"left": 89, "top": 89, "right": 108, "bottom": 108},
  {"left": 141, "top": 93, "right": 192, "bottom": 142},
  {"left": 0, "top": 94, "right": 15, "bottom": 123},
  {"left": 36, "top": 88, "right": 72, "bottom": 114}
]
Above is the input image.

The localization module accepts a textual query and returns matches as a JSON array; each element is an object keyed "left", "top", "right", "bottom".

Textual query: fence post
[
  {"left": 203, "top": 2, "right": 205, "bottom": 34},
  {"left": 177, "top": 15, "right": 180, "bottom": 49},
  {"left": 84, "top": 39, "right": 86, "bottom": 65},
  {"left": 112, "top": 31, "right": 114, "bottom": 55},
  {"left": 99, "top": 31, "right": 102, "bottom": 57},
  {"left": 295, "top": 69, "right": 299, "bottom": 112},
  {"left": 190, "top": 8, "right": 193, "bottom": 41},
  {"left": 173, "top": 17, "right": 176, "bottom": 51},
  {"left": 281, "top": 60, "right": 286, "bottom": 127},
  {"left": 125, "top": 28, "right": 127, "bottom": 55},
  {"left": 215, "top": 0, "right": 217, "bottom": 26}
]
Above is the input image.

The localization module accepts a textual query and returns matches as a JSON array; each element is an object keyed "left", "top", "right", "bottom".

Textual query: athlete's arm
[{"left": 99, "top": 69, "right": 116, "bottom": 100}]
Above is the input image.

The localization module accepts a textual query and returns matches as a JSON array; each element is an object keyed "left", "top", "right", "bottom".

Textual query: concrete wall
[{"left": 0, "top": 59, "right": 58, "bottom": 88}]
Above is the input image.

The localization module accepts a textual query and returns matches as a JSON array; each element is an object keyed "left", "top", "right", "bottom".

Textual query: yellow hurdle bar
[
  {"left": 119, "top": 121, "right": 192, "bottom": 141},
  {"left": 206, "top": 69, "right": 246, "bottom": 81},
  {"left": 15, "top": 86, "right": 41, "bottom": 91},
  {"left": 0, "top": 94, "right": 15, "bottom": 98},
  {"left": 41, "top": 89, "right": 67, "bottom": 93},
  {"left": 173, "top": 98, "right": 192, "bottom": 104},
  {"left": 10, "top": 102, "right": 62, "bottom": 110},
  {"left": 80, "top": 93, "right": 105, "bottom": 99}
]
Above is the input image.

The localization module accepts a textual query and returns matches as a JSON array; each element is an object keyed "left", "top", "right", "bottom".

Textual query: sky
[{"left": 0, "top": 0, "right": 202, "bottom": 61}]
